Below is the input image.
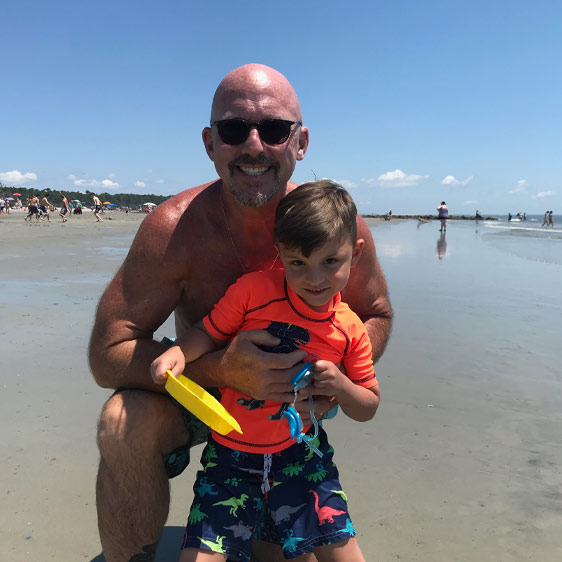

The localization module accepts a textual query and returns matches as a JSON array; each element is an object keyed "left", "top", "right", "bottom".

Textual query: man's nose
[{"left": 242, "top": 126, "right": 266, "bottom": 154}]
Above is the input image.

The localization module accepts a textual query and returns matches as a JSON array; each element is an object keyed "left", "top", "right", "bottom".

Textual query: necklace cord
[{"left": 220, "top": 192, "right": 279, "bottom": 273}]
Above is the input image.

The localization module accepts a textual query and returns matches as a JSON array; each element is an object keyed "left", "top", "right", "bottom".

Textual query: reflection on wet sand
[{"left": 436, "top": 230, "right": 447, "bottom": 260}]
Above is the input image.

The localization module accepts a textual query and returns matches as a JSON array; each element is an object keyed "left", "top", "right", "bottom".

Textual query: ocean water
[
  {"left": 370, "top": 218, "right": 560, "bottom": 378},
  {"left": 360, "top": 218, "right": 562, "bottom": 559}
]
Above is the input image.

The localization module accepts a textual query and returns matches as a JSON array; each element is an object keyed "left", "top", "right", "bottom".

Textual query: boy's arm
[
  {"left": 150, "top": 322, "right": 223, "bottom": 383},
  {"left": 311, "top": 360, "right": 379, "bottom": 422},
  {"left": 176, "top": 322, "right": 222, "bottom": 363}
]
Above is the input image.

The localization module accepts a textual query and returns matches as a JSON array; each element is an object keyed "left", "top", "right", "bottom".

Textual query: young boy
[{"left": 151, "top": 180, "right": 380, "bottom": 562}]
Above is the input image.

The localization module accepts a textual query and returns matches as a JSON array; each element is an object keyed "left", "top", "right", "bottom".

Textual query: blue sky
[{"left": 2, "top": 0, "right": 561, "bottom": 214}]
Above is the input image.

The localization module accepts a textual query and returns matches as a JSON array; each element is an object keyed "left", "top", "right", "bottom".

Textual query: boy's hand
[
  {"left": 310, "top": 360, "right": 346, "bottom": 396},
  {"left": 150, "top": 346, "right": 186, "bottom": 384},
  {"left": 294, "top": 393, "right": 336, "bottom": 426}
]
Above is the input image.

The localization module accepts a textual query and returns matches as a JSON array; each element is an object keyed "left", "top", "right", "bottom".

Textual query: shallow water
[{"left": 371, "top": 219, "right": 560, "bottom": 379}]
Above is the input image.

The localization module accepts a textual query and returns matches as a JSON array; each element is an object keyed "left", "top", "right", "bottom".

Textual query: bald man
[{"left": 89, "top": 64, "right": 392, "bottom": 562}]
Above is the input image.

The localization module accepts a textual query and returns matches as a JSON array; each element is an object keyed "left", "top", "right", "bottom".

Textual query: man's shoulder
[
  {"left": 150, "top": 180, "right": 218, "bottom": 217},
  {"left": 141, "top": 180, "right": 217, "bottom": 220},
  {"left": 132, "top": 180, "right": 220, "bottom": 255}
]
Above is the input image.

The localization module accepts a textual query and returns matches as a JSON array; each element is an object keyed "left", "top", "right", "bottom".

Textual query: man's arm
[
  {"left": 89, "top": 206, "right": 187, "bottom": 391},
  {"left": 342, "top": 215, "right": 393, "bottom": 363}
]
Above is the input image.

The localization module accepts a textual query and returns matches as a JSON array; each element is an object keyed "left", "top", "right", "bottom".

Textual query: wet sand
[{"left": 1, "top": 211, "right": 561, "bottom": 561}]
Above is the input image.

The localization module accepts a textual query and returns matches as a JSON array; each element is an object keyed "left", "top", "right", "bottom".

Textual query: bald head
[{"left": 211, "top": 64, "right": 302, "bottom": 122}]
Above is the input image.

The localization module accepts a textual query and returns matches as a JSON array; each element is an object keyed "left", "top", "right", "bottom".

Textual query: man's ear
[
  {"left": 351, "top": 239, "right": 365, "bottom": 266},
  {"left": 296, "top": 126, "right": 309, "bottom": 161},
  {"left": 202, "top": 127, "right": 215, "bottom": 161}
]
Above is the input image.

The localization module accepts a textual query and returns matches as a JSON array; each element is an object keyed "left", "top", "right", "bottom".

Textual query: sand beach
[{"left": 1, "top": 210, "right": 561, "bottom": 561}]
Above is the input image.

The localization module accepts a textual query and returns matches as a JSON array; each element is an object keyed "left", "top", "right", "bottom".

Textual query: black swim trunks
[
  {"left": 164, "top": 399, "right": 210, "bottom": 478},
  {"left": 159, "top": 336, "right": 210, "bottom": 478}
]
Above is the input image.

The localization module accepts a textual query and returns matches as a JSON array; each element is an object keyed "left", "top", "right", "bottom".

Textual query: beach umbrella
[
  {"left": 143, "top": 202, "right": 156, "bottom": 206},
  {"left": 6, "top": 196, "right": 14, "bottom": 200},
  {"left": 103, "top": 201, "right": 111, "bottom": 205},
  {"left": 13, "top": 192, "right": 22, "bottom": 196}
]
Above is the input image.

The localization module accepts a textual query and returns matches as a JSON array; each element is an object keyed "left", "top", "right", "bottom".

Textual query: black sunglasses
[{"left": 211, "top": 118, "right": 302, "bottom": 146}]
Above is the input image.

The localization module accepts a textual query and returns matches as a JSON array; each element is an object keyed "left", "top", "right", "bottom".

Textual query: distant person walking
[
  {"left": 542, "top": 211, "right": 549, "bottom": 226},
  {"left": 40, "top": 194, "right": 53, "bottom": 222},
  {"left": 59, "top": 192, "right": 70, "bottom": 222},
  {"left": 92, "top": 194, "right": 104, "bottom": 222},
  {"left": 548, "top": 211, "right": 554, "bottom": 227},
  {"left": 437, "top": 201, "right": 449, "bottom": 232},
  {"left": 25, "top": 194, "right": 41, "bottom": 221}
]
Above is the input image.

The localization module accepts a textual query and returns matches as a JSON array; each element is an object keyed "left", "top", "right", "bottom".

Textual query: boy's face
[{"left": 278, "top": 236, "right": 364, "bottom": 312}]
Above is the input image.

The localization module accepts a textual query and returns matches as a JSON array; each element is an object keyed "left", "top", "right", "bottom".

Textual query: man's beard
[{"left": 227, "top": 156, "right": 281, "bottom": 207}]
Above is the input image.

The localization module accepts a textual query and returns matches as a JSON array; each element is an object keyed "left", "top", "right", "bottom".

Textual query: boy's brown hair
[{"left": 274, "top": 180, "right": 358, "bottom": 257}]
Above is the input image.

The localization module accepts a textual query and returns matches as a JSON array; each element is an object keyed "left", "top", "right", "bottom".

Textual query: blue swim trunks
[{"left": 181, "top": 427, "right": 355, "bottom": 561}]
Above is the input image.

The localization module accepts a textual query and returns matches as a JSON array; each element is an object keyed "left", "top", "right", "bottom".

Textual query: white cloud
[
  {"left": 67, "top": 174, "right": 77, "bottom": 180},
  {"left": 534, "top": 190, "right": 556, "bottom": 199},
  {"left": 135, "top": 181, "right": 146, "bottom": 188},
  {"left": 362, "top": 169, "right": 426, "bottom": 188},
  {"left": 108, "top": 172, "right": 116, "bottom": 178},
  {"left": 442, "top": 175, "right": 473, "bottom": 186},
  {"left": 73, "top": 177, "right": 120, "bottom": 189},
  {"left": 156, "top": 179, "right": 165, "bottom": 184},
  {"left": 378, "top": 169, "right": 424, "bottom": 187},
  {"left": 508, "top": 179, "right": 527, "bottom": 195},
  {"left": 463, "top": 200, "right": 478, "bottom": 206},
  {"left": 0, "top": 170, "right": 38, "bottom": 184}
]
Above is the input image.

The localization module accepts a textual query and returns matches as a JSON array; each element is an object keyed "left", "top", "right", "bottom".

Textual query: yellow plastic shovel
[{"left": 164, "top": 371, "right": 242, "bottom": 435}]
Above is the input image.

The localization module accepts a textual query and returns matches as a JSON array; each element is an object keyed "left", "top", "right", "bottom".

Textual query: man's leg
[{"left": 96, "top": 389, "right": 190, "bottom": 562}]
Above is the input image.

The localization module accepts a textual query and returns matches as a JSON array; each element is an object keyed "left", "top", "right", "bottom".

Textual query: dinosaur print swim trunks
[{"left": 181, "top": 428, "right": 355, "bottom": 560}]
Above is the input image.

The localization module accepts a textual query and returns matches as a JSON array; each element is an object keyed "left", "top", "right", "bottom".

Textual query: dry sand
[{"left": 1, "top": 210, "right": 561, "bottom": 561}]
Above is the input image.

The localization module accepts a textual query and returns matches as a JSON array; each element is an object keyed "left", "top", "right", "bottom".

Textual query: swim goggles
[{"left": 282, "top": 357, "right": 323, "bottom": 458}]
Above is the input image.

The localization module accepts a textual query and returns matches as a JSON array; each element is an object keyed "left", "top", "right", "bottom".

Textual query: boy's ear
[{"left": 351, "top": 239, "right": 364, "bottom": 266}]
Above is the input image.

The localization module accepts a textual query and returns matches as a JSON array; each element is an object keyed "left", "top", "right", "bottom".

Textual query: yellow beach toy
[{"left": 164, "top": 371, "right": 242, "bottom": 436}]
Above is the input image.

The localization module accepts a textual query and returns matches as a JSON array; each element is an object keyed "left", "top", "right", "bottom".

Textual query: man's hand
[
  {"left": 150, "top": 346, "right": 185, "bottom": 384},
  {"left": 196, "top": 330, "right": 308, "bottom": 402}
]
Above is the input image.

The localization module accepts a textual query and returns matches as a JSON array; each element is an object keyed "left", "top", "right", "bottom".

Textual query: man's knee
[{"left": 97, "top": 390, "right": 189, "bottom": 458}]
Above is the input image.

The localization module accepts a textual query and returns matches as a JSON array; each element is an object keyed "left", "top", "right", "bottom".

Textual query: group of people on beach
[
  {"left": 14, "top": 191, "right": 107, "bottom": 223},
  {"left": 0, "top": 196, "right": 13, "bottom": 213},
  {"left": 89, "top": 64, "right": 392, "bottom": 562}
]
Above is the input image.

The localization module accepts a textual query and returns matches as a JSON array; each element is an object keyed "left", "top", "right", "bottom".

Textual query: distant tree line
[{"left": 0, "top": 182, "right": 172, "bottom": 207}]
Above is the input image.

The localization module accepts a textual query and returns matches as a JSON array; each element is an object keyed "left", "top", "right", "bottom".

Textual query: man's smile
[{"left": 238, "top": 166, "right": 270, "bottom": 176}]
